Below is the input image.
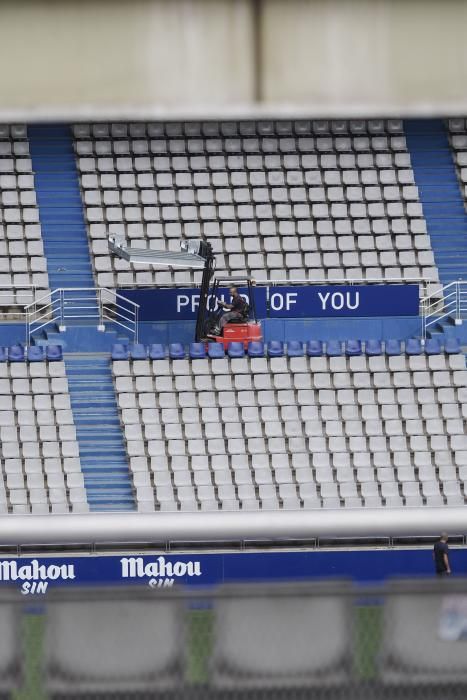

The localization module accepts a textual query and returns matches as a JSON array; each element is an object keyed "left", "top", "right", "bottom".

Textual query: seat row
[
  {"left": 2, "top": 581, "right": 460, "bottom": 697},
  {"left": 112, "top": 337, "right": 463, "bottom": 361},
  {"left": 73, "top": 118, "right": 404, "bottom": 139},
  {"left": 0, "top": 345, "right": 62, "bottom": 362}
]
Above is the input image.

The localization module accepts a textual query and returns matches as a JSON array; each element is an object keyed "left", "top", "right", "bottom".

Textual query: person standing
[{"left": 433, "top": 533, "right": 451, "bottom": 576}]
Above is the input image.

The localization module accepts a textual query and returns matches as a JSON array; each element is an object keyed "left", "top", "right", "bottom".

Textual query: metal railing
[
  {"left": 117, "top": 275, "right": 437, "bottom": 295},
  {"left": 421, "top": 280, "right": 467, "bottom": 340},
  {"left": 25, "top": 287, "right": 139, "bottom": 345},
  {"left": 2, "top": 506, "right": 467, "bottom": 548}
]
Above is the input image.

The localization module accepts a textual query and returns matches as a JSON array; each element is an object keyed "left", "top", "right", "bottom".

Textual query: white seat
[
  {"left": 211, "top": 583, "right": 352, "bottom": 690},
  {"left": 380, "top": 583, "right": 467, "bottom": 686}
]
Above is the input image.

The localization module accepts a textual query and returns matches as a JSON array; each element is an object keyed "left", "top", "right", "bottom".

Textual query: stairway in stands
[
  {"left": 28, "top": 124, "right": 96, "bottom": 308},
  {"left": 405, "top": 119, "right": 467, "bottom": 285},
  {"left": 65, "top": 355, "right": 135, "bottom": 512}
]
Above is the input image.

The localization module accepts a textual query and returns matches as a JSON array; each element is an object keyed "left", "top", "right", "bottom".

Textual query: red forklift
[{"left": 109, "top": 237, "right": 262, "bottom": 348}]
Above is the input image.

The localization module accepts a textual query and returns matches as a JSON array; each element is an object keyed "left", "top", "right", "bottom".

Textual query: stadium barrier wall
[
  {"left": 119, "top": 284, "right": 420, "bottom": 322},
  {"left": 135, "top": 317, "right": 423, "bottom": 346},
  {"left": 1, "top": 548, "right": 466, "bottom": 595}
]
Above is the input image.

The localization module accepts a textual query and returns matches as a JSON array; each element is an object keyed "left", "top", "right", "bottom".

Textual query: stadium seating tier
[
  {"left": 73, "top": 120, "right": 440, "bottom": 293},
  {"left": 112, "top": 350, "right": 467, "bottom": 512}
]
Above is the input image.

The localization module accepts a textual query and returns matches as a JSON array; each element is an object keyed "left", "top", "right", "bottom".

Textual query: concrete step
[
  {"left": 64, "top": 353, "right": 135, "bottom": 512},
  {"left": 405, "top": 118, "right": 467, "bottom": 285}
]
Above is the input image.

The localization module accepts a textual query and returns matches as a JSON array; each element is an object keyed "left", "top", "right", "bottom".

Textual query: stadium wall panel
[
  {"left": 133, "top": 316, "right": 422, "bottom": 347},
  {"left": 0, "top": 548, "right": 465, "bottom": 595},
  {"left": 2, "top": 0, "right": 467, "bottom": 118}
]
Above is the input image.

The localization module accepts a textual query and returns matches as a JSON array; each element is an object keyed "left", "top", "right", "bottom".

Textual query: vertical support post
[
  {"left": 421, "top": 297, "right": 426, "bottom": 343},
  {"left": 97, "top": 288, "right": 105, "bottom": 331},
  {"left": 58, "top": 289, "right": 66, "bottom": 332},
  {"left": 455, "top": 281, "right": 462, "bottom": 326}
]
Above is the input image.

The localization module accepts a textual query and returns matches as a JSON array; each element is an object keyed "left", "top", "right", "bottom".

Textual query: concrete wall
[
  {"left": 261, "top": 0, "right": 467, "bottom": 115},
  {"left": 1, "top": 0, "right": 467, "bottom": 119},
  {"left": 0, "top": 0, "right": 255, "bottom": 118}
]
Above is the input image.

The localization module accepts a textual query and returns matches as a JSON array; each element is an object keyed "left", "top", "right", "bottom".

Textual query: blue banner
[
  {"left": 0, "top": 548, "right": 461, "bottom": 595},
  {"left": 120, "top": 285, "right": 419, "bottom": 322}
]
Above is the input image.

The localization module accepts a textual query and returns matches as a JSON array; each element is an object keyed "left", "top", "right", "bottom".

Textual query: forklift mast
[{"left": 194, "top": 242, "right": 215, "bottom": 342}]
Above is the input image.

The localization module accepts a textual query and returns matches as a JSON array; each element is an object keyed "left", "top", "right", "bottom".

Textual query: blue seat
[
  {"left": 149, "top": 344, "right": 165, "bottom": 360},
  {"left": 345, "top": 340, "right": 362, "bottom": 356},
  {"left": 111, "top": 343, "right": 128, "bottom": 360},
  {"left": 189, "top": 342, "right": 206, "bottom": 359},
  {"left": 207, "top": 342, "right": 225, "bottom": 359},
  {"left": 287, "top": 340, "right": 304, "bottom": 357},
  {"left": 365, "top": 339, "right": 383, "bottom": 356},
  {"left": 405, "top": 338, "right": 422, "bottom": 355},
  {"left": 27, "top": 346, "right": 44, "bottom": 362},
  {"left": 228, "top": 342, "right": 245, "bottom": 358},
  {"left": 306, "top": 340, "right": 323, "bottom": 357},
  {"left": 8, "top": 345, "right": 24, "bottom": 362},
  {"left": 326, "top": 340, "right": 342, "bottom": 356},
  {"left": 169, "top": 343, "right": 185, "bottom": 360},
  {"left": 444, "top": 337, "right": 461, "bottom": 355},
  {"left": 46, "top": 345, "right": 63, "bottom": 362},
  {"left": 267, "top": 340, "right": 284, "bottom": 357},
  {"left": 385, "top": 339, "right": 401, "bottom": 356},
  {"left": 130, "top": 344, "right": 147, "bottom": 360},
  {"left": 247, "top": 341, "right": 264, "bottom": 357},
  {"left": 0, "top": 347, "right": 7, "bottom": 363},
  {"left": 424, "top": 337, "right": 441, "bottom": 355}
]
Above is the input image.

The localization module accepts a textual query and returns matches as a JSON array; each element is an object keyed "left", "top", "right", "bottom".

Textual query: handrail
[
  {"left": 1, "top": 507, "right": 467, "bottom": 547},
  {"left": 25, "top": 288, "right": 140, "bottom": 345},
  {"left": 116, "top": 276, "right": 435, "bottom": 290},
  {"left": 421, "top": 280, "right": 466, "bottom": 340}
]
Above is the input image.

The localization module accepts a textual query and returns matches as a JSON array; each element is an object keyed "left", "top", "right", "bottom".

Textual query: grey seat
[
  {"left": 211, "top": 583, "right": 352, "bottom": 691},
  {"left": 44, "top": 590, "right": 184, "bottom": 695},
  {"left": 380, "top": 581, "right": 467, "bottom": 686}
]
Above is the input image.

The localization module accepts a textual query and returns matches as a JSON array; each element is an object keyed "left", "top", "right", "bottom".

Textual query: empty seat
[
  {"left": 169, "top": 343, "right": 185, "bottom": 360},
  {"left": 385, "top": 339, "right": 401, "bottom": 355},
  {"left": 267, "top": 340, "right": 284, "bottom": 357},
  {"left": 306, "top": 340, "right": 323, "bottom": 357},
  {"left": 111, "top": 344, "right": 128, "bottom": 360},
  {"left": 208, "top": 343, "right": 225, "bottom": 359},
  {"left": 211, "top": 583, "right": 351, "bottom": 691},
  {"left": 365, "top": 339, "right": 383, "bottom": 355},
  {"left": 345, "top": 340, "right": 362, "bottom": 356},
  {"left": 129, "top": 344, "right": 147, "bottom": 360},
  {"left": 248, "top": 341, "right": 264, "bottom": 357},
  {"left": 189, "top": 342, "right": 206, "bottom": 359},
  {"left": 44, "top": 590, "right": 184, "bottom": 695},
  {"left": 228, "top": 342, "right": 245, "bottom": 358},
  {"left": 149, "top": 344, "right": 166, "bottom": 360},
  {"left": 380, "top": 581, "right": 467, "bottom": 686},
  {"left": 326, "top": 341, "right": 342, "bottom": 356}
]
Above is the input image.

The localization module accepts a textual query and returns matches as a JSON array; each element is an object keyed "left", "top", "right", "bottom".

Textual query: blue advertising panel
[
  {"left": 120, "top": 285, "right": 419, "bottom": 322},
  {"left": 266, "top": 284, "right": 419, "bottom": 318},
  {"left": 0, "top": 548, "right": 464, "bottom": 595},
  {"left": 121, "top": 287, "right": 268, "bottom": 322}
]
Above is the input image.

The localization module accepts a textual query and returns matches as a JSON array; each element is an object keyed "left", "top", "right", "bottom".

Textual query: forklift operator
[{"left": 217, "top": 286, "right": 247, "bottom": 331}]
